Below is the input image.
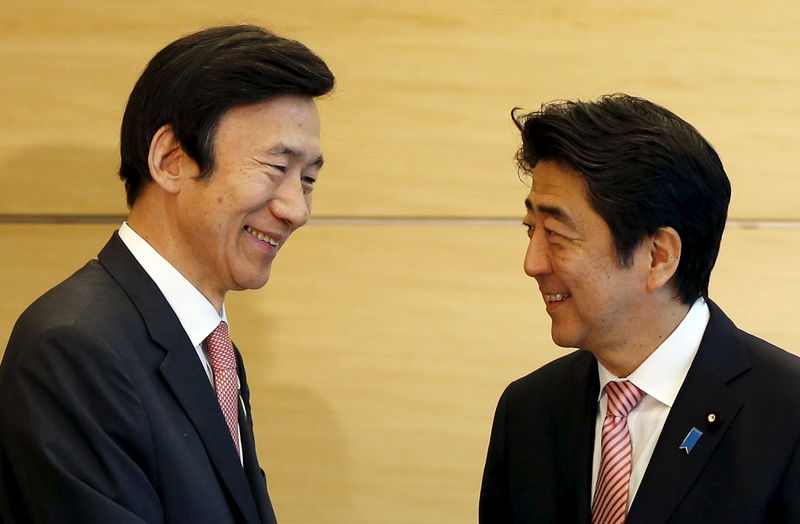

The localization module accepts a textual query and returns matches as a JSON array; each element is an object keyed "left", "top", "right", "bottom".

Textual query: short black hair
[
  {"left": 119, "top": 24, "right": 335, "bottom": 207},
  {"left": 513, "top": 94, "right": 730, "bottom": 303}
]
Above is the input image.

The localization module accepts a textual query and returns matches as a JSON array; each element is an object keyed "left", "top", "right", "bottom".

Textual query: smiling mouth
[
  {"left": 544, "top": 293, "right": 570, "bottom": 303},
  {"left": 244, "top": 225, "right": 281, "bottom": 247}
]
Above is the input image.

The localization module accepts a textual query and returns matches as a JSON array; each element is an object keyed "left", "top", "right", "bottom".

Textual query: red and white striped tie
[
  {"left": 592, "top": 380, "right": 645, "bottom": 524},
  {"left": 204, "top": 321, "right": 241, "bottom": 455}
]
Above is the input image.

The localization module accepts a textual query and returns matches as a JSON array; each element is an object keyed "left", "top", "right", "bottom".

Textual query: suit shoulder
[
  {"left": 18, "top": 259, "right": 136, "bottom": 325},
  {"left": 739, "top": 330, "right": 800, "bottom": 396},
  {"left": 743, "top": 331, "right": 800, "bottom": 368},
  {"left": 701, "top": 303, "right": 800, "bottom": 403},
  {"left": 504, "top": 350, "right": 595, "bottom": 398},
  {"left": 14, "top": 260, "right": 117, "bottom": 325},
  {"left": 3, "top": 260, "right": 142, "bottom": 366}
]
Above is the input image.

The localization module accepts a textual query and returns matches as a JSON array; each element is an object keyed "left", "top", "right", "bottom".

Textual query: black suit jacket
[
  {"left": 0, "top": 233, "right": 278, "bottom": 523},
  {"left": 480, "top": 300, "right": 800, "bottom": 523}
]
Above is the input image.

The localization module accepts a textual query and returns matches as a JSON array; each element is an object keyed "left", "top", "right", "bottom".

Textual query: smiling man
[
  {"left": 0, "top": 25, "right": 333, "bottom": 523},
  {"left": 479, "top": 95, "right": 800, "bottom": 523}
]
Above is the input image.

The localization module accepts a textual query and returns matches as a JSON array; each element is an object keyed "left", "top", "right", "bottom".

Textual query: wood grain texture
[
  {"left": 1, "top": 1, "right": 799, "bottom": 218},
  {"left": 1, "top": 223, "right": 798, "bottom": 523}
]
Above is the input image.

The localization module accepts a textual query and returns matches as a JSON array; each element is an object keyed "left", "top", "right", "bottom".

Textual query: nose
[
  {"left": 524, "top": 228, "right": 553, "bottom": 277},
  {"left": 270, "top": 174, "right": 310, "bottom": 229}
]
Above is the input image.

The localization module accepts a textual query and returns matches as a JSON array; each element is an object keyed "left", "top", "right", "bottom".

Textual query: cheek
[
  {"left": 551, "top": 248, "right": 578, "bottom": 276},
  {"left": 220, "top": 187, "right": 259, "bottom": 219},
  {"left": 305, "top": 192, "right": 313, "bottom": 211},
  {"left": 554, "top": 251, "right": 611, "bottom": 296}
]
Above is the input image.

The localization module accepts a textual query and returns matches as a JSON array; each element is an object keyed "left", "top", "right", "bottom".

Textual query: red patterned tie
[
  {"left": 591, "top": 380, "right": 646, "bottom": 524},
  {"left": 204, "top": 321, "right": 241, "bottom": 455}
]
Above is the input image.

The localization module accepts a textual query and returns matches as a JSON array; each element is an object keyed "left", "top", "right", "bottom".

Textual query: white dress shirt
[
  {"left": 118, "top": 222, "right": 243, "bottom": 464},
  {"left": 591, "top": 297, "right": 710, "bottom": 508}
]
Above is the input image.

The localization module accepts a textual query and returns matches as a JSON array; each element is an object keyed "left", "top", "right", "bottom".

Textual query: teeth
[
  {"left": 245, "top": 226, "right": 280, "bottom": 247},
  {"left": 545, "top": 293, "right": 570, "bottom": 303}
]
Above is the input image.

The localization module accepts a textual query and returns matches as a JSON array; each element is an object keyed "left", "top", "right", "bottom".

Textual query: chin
[
  {"left": 234, "top": 270, "right": 272, "bottom": 291},
  {"left": 251, "top": 275, "right": 272, "bottom": 290},
  {"left": 550, "top": 326, "right": 581, "bottom": 349}
]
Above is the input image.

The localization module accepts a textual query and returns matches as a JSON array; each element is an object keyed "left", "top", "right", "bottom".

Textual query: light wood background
[{"left": 2, "top": 2, "right": 799, "bottom": 523}]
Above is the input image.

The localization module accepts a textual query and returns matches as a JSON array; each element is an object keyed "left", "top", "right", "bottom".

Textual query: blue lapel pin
[{"left": 679, "top": 427, "right": 703, "bottom": 454}]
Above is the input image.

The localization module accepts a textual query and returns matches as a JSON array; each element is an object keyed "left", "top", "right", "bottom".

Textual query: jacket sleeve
[
  {"left": 0, "top": 323, "right": 163, "bottom": 523},
  {"left": 479, "top": 387, "right": 512, "bottom": 523}
]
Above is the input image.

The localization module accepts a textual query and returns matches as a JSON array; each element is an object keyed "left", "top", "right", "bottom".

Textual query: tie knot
[
  {"left": 205, "top": 321, "right": 235, "bottom": 371},
  {"left": 604, "top": 380, "right": 645, "bottom": 418}
]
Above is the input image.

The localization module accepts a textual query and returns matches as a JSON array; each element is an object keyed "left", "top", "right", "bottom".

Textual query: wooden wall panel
[
  {"left": 0, "top": 224, "right": 119, "bottom": 344},
  {"left": 2, "top": 1, "right": 800, "bottom": 218},
  {"left": 1, "top": 223, "right": 799, "bottom": 522},
  {"left": 710, "top": 227, "right": 800, "bottom": 349}
]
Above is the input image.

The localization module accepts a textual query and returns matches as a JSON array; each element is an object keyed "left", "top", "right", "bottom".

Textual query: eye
[
  {"left": 544, "top": 228, "right": 566, "bottom": 242},
  {"left": 522, "top": 222, "right": 534, "bottom": 237},
  {"left": 301, "top": 175, "right": 317, "bottom": 194}
]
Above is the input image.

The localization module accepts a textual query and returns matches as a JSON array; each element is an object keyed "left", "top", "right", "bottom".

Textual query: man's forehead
[
  {"left": 530, "top": 172, "right": 582, "bottom": 196},
  {"left": 524, "top": 180, "right": 573, "bottom": 211},
  {"left": 524, "top": 170, "right": 588, "bottom": 230},
  {"left": 524, "top": 196, "right": 579, "bottom": 229},
  {"left": 528, "top": 162, "right": 591, "bottom": 203}
]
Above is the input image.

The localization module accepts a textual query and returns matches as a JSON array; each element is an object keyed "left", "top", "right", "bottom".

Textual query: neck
[
  {"left": 593, "top": 298, "right": 692, "bottom": 377},
  {"left": 127, "top": 197, "right": 225, "bottom": 312}
]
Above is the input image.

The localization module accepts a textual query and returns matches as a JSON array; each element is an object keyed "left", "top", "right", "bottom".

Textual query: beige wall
[{"left": 2, "top": 2, "right": 799, "bottom": 522}]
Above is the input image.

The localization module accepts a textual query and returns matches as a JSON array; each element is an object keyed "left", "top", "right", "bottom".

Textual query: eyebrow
[
  {"left": 269, "top": 143, "right": 324, "bottom": 168},
  {"left": 524, "top": 198, "right": 577, "bottom": 229}
]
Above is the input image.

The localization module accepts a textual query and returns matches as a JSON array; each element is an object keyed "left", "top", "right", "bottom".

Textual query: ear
[
  {"left": 645, "top": 226, "right": 682, "bottom": 294},
  {"left": 147, "top": 124, "right": 197, "bottom": 194}
]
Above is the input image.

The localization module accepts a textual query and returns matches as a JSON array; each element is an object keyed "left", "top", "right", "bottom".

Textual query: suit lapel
[
  {"left": 236, "top": 347, "right": 278, "bottom": 524},
  {"left": 553, "top": 351, "right": 598, "bottom": 521},
  {"left": 628, "top": 300, "right": 749, "bottom": 524},
  {"left": 627, "top": 361, "right": 742, "bottom": 523},
  {"left": 98, "top": 233, "right": 261, "bottom": 524}
]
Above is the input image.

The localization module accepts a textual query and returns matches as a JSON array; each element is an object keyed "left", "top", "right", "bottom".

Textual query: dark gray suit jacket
[
  {"left": 0, "top": 233, "right": 277, "bottom": 523},
  {"left": 480, "top": 300, "right": 800, "bottom": 523}
]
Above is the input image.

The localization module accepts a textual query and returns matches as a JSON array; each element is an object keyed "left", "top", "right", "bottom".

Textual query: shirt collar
[
  {"left": 598, "top": 296, "right": 709, "bottom": 407},
  {"left": 118, "top": 222, "right": 226, "bottom": 347}
]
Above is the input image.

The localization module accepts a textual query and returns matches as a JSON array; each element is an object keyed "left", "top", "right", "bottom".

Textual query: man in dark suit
[
  {"left": 480, "top": 94, "right": 800, "bottom": 523},
  {"left": 0, "top": 25, "right": 334, "bottom": 523}
]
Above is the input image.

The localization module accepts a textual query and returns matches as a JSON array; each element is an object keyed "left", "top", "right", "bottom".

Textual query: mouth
[
  {"left": 544, "top": 292, "right": 570, "bottom": 304},
  {"left": 244, "top": 225, "right": 282, "bottom": 247}
]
